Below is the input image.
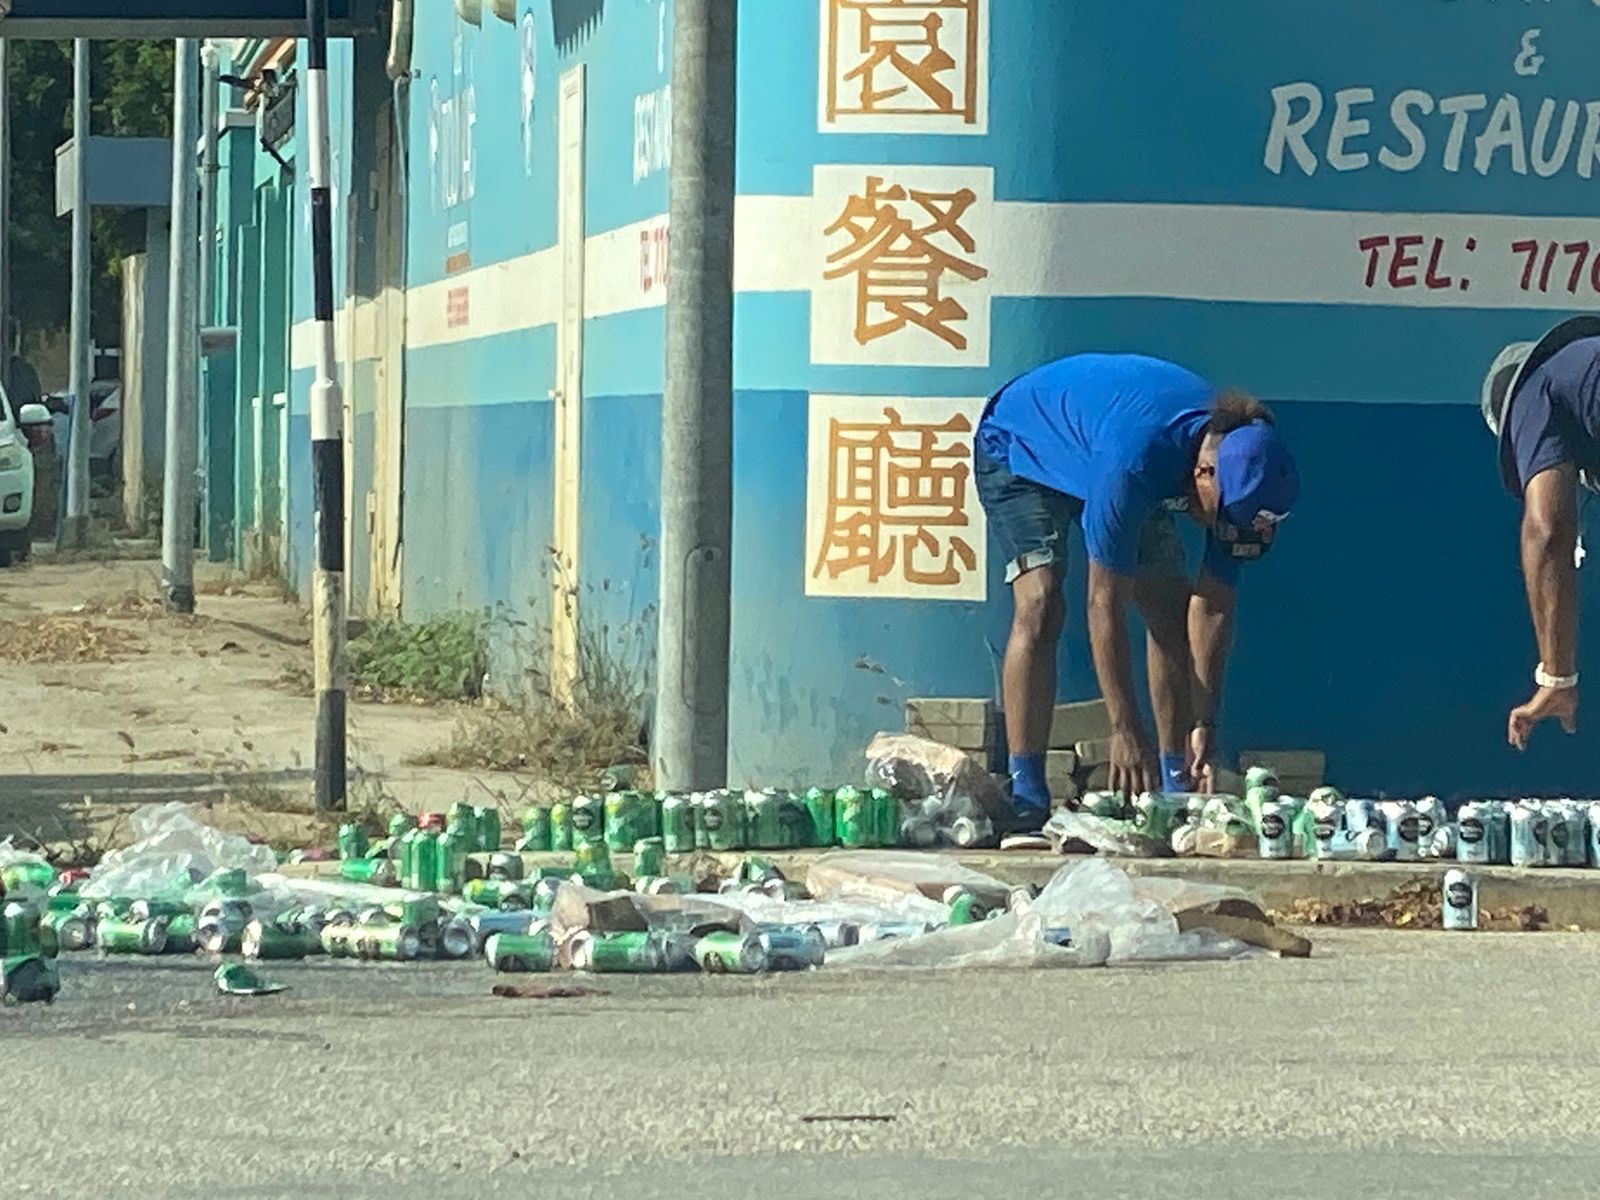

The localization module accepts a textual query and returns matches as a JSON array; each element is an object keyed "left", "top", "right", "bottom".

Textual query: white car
[{"left": 0, "top": 383, "right": 53, "bottom": 567}]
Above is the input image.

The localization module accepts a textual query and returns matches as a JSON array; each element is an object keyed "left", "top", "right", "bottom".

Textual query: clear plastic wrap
[{"left": 81, "top": 802, "right": 279, "bottom": 902}]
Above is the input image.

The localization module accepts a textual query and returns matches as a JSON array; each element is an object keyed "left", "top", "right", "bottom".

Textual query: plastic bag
[
  {"left": 1042, "top": 809, "right": 1160, "bottom": 857},
  {"left": 82, "top": 802, "right": 279, "bottom": 902},
  {"left": 805, "top": 850, "right": 1008, "bottom": 914},
  {"left": 863, "top": 733, "right": 1012, "bottom": 825},
  {"left": 827, "top": 858, "right": 1250, "bottom": 971}
]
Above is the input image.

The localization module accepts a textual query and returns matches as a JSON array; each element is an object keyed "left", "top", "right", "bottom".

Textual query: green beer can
[
  {"left": 803, "top": 787, "right": 837, "bottom": 848},
  {"left": 549, "top": 800, "right": 574, "bottom": 851},
  {"left": 337, "top": 823, "right": 370, "bottom": 860},
  {"left": 604, "top": 791, "right": 658, "bottom": 852},
  {"left": 356, "top": 923, "right": 422, "bottom": 961},
  {"left": 660, "top": 794, "right": 696, "bottom": 853},
  {"left": 242, "top": 920, "right": 316, "bottom": 960},
  {"left": 474, "top": 806, "right": 502, "bottom": 852},
  {"left": 870, "top": 789, "right": 900, "bottom": 847},
  {"left": 164, "top": 914, "right": 198, "bottom": 954},
  {"left": 572, "top": 930, "right": 664, "bottom": 973},
  {"left": 436, "top": 826, "right": 471, "bottom": 894},
  {"left": 340, "top": 858, "right": 397, "bottom": 887},
  {"left": 744, "top": 789, "right": 786, "bottom": 850},
  {"left": 694, "top": 930, "right": 767, "bottom": 974},
  {"left": 447, "top": 801, "right": 477, "bottom": 843},
  {"left": 633, "top": 837, "right": 667, "bottom": 878},
  {"left": 519, "top": 805, "right": 553, "bottom": 851},
  {"left": 570, "top": 794, "right": 605, "bottom": 847},
  {"left": 698, "top": 790, "right": 746, "bottom": 852},
  {"left": 2, "top": 902, "right": 40, "bottom": 957},
  {"left": 1, "top": 861, "right": 56, "bottom": 894},
  {"left": 462, "top": 878, "right": 528, "bottom": 910},
  {"left": 484, "top": 930, "right": 556, "bottom": 972},
  {"left": 97, "top": 916, "right": 168, "bottom": 955},
  {"left": 387, "top": 812, "right": 415, "bottom": 839},
  {"left": 574, "top": 838, "right": 612, "bottom": 877},
  {"left": 410, "top": 831, "right": 441, "bottom": 892},
  {"left": 835, "top": 787, "right": 872, "bottom": 848}
]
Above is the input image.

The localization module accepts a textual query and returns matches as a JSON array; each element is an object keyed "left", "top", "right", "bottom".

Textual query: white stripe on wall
[{"left": 291, "top": 198, "right": 1600, "bottom": 369}]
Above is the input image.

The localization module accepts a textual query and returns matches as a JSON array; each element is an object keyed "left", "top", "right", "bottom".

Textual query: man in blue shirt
[
  {"left": 1481, "top": 315, "right": 1600, "bottom": 751},
  {"left": 975, "top": 353, "right": 1301, "bottom": 823}
]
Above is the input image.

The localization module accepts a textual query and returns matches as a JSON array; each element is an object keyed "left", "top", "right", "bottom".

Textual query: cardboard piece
[{"left": 1174, "top": 897, "right": 1312, "bottom": 958}]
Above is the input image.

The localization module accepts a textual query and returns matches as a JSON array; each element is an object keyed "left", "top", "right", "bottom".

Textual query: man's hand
[
  {"left": 1508, "top": 686, "right": 1578, "bottom": 751},
  {"left": 1109, "top": 724, "right": 1157, "bottom": 799},
  {"left": 1186, "top": 724, "right": 1216, "bottom": 794}
]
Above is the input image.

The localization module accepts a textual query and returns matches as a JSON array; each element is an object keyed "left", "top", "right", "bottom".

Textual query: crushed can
[
  {"left": 485, "top": 929, "right": 556, "bottom": 971},
  {"left": 337, "top": 822, "right": 370, "bottom": 860},
  {"left": 694, "top": 930, "right": 767, "bottom": 974},
  {"left": 759, "top": 926, "right": 826, "bottom": 970},
  {"left": 549, "top": 800, "right": 574, "bottom": 852},
  {"left": 0, "top": 955, "right": 59, "bottom": 1005},
  {"left": 487, "top": 850, "right": 524, "bottom": 881},
  {"left": 1546, "top": 801, "right": 1574, "bottom": 865},
  {"left": 1560, "top": 801, "right": 1588, "bottom": 867},
  {"left": 242, "top": 920, "right": 317, "bottom": 961},
  {"left": 633, "top": 838, "right": 667, "bottom": 878},
  {"left": 899, "top": 817, "right": 939, "bottom": 848},
  {"left": 98, "top": 916, "right": 169, "bottom": 955},
  {"left": 518, "top": 805, "right": 553, "bottom": 852},
  {"left": 1170, "top": 824, "right": 1199, "bottom": 856},
  {"left": 339, "top": 858, "right": 396, "bottom": 887},
  {"left": 571, "top": 930, "right": 664, "bottom": 973},
  {"left": 1442, "top": 868, "right": 1479, "bottom": 930}
]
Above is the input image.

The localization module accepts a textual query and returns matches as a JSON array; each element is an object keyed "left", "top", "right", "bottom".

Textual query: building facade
[{"left": 202, "top": 0, "right": 1600, "bottom": 795}]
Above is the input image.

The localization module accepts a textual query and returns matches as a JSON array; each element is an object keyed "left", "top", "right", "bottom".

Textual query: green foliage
[
  {"left": 10, "top": 40, "right": 176, "bottom": 343},
  {"left": 347, "top": 613, "right": 491, "bottom": 703}
]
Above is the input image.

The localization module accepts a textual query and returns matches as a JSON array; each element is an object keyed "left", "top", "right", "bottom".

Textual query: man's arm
[
  {"left": 1086, "top": 560, "right": 1156, "bottom": 797},
  {"left": 1509, "top": 463, "right": 1580, "bottom": 749},
  {"left": 1185, "top": 569, "right": 1237, "bottom": 790}
]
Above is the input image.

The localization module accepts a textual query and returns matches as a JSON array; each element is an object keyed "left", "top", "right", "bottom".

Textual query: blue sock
[
  {"left": 1160, "top": 753, "right": 1187, "bottom": 794},
  {"left": 1008, "top": 754, "right": 1050, "bottom": 812}
]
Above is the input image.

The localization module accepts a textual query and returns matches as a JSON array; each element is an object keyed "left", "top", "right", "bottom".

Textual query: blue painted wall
[{"left": 262, "top": 0, "right": 1600, "bottom": 797}]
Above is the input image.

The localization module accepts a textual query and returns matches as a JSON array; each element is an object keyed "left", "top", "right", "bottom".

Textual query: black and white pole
[{"left": 307, "top": 0, "right": 346, "bottom": 813}]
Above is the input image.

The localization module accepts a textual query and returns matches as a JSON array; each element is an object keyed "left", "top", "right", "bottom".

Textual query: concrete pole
[
  {"left": 653, "top": 0, "right": 737, "bottom": 791},
  {"left": 0, "top": 39, "right": 11, "bottom": 397},
  {"left": 307, "top": 0, "right": 348, "bottom": 812},
  {"left": 199, "top": 43, "right": 220, "bottom": 324},
  {"left": 160, "top": 40, "right": 200, "bottom": 613},
  {"left": 60, "top": 40, "right": 93, "bottom": 550}
]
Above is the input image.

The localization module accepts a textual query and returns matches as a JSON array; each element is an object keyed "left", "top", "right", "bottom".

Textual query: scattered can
[
  {"left": 949, "top": 815, "right": 994, "bottom": 849},
  {"left": 1442, "top": 868, "right": 1479, "bottom": 931},
  {"left": 487, "top": 850, "right": 524, "bottom": 881},
  {"left": 387, "top": 812, "right": 415, "bottom": 839},
  {"left": 1170, "top": 824, "right": 1200, "bottom": 856},
  {"left": 243, "top": 920, "right": 318, "bottom": 961},
  {"left": 660, "top": 794, "right": 697, "bottom": 854},
  {"left": 633, "top": 837, "right": 667, "bottom": 879},
  {"left": 485, "top": 929, "right": 557, "bottom": 972},
  {"left": 603, "top": 791, "right": 657, "bottom": 852},
  {"left": 759, "top": 926, "right": 826, "bottom": 970},
  {"left": 355, "top": 923, "right": 422, "bottom": 961},
  {"left": 899, "top": 817, "right": 939, "bottom": 849},
  {"left": 97, "top": 916, "right": 169, "bottom": 955},
  {"left": 339, "top": 858, "right": 397, "bottom": 887},
  {"left": 164, "top": 914, "right": 198, "bottom": 954},
  {"left": 462, "top": 878, "right": 529, "bottom": 910},
  {"left": 571, "top": 931, "right": 665, "bottom": 973},
  {"left": 41, "top": 906, "right": 94, "bottom": 952},
  {"left": 694, "top": 930, "right": 767, "bottom": 974},
  {"left": 599, "top": 763, "right": 638, "bottom": 793},
  {"left": 418, "top": 811, "right": 448, "bottom": 834}
]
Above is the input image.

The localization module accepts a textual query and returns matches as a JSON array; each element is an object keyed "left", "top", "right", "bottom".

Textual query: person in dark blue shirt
[
  {"left": 975, "top": 353, "right": 1301, "bottom": 822},
  {"left": 1481, "top": 316, "right": 1600, "bottom": 751}
]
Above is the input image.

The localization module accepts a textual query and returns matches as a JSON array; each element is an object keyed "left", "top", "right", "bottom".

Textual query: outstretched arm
[
  {"left": 1509, "top": 463, "right": 1580, "bottom": 750},
  {"left": 1186, "top": 568, "right": 1237, "bottom": 789},
  {"left": 1087, "top": 560, "right": 1157, "bottom": 797}
]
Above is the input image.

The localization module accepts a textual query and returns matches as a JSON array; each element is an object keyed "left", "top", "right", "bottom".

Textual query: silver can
[
  {"left": 1344, "top": 798, "right": 1383, "bottom": 836},
  {"left": 1510, "top": 801, "right": 1548, "bottom": 868},
  {"left": 1442, "top": 868, "right": 1479, "bottom": 930},
  {"left": 949, "top": 815, "right": 993, "bottom": 848},
  {"left": 1456, "top": 800, "right": 1493, "bottom": 864},
  {"left": 1307, "top": 798, "right": 1342, "bottom": 860},
  {"left": 1170, "top": 824, "right": 1199, "bottom": 857},
  {"left": 899, "top": 817, "right": 939, "bottom": 849},
  {"left": 1351, "top": 827, "right": 1387, "bottom": 860},
  {"left": 487, "top": 851, "right": 524, "bottom": 881},
  {"left": 1383, "top": 800, "right": 1421, "bottom": 862},
  {"left": 1562, "top": 801, "right": 1588, "bottom": 867},
  {"left": 1588, "top": 801, "right": 1600, "bottom": 867},
  {"left": 1257, "top": 800, "right": 1293, "bottom": 859},
  {"left": 758, "top": 925, "right": 827, "bottom": 970},
  {"left": 1414, "top": 796, "right": 1446, "bottom": 847}
]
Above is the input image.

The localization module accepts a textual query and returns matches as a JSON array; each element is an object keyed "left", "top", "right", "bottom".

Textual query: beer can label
[{"left": 1459, "top": 818, "right": 1484, "bottom": 844}]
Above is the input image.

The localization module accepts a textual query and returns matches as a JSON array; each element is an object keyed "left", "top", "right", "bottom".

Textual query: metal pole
[
  {"left": 160, "top": 39, "right": 200, "bottom": 613},
  {"left": 653, "top": 0, "right": 737, "bottom": 791},
  {"left": 199, "top": 43, "right": 220, "bottom": 324},
  {"left": 307, "top": 0, "right": 347, "bottom": 813},
  {"left": 60, "top": 39, "right": 93, "bottom": 550},
  {"left": 0, "top": 39, "right": 11, "bottom": 398}
]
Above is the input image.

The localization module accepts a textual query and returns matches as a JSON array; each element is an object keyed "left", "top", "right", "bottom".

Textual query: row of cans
[
  {"left": 518, "top": 786, "right": 907, "bottom": 856},
  {"left": 484, "top": 922, "right": 832, "bottom": 975}
]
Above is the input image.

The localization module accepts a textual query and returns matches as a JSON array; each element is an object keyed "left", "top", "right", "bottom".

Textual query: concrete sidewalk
[{"left": 286, "top": 847, "right": 1600, "bottom": 930}]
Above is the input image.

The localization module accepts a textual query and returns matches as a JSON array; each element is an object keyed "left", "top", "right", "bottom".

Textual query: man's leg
[
  {"left": 1003, "top": 563, "right": 1064, "bottom": 812},
  {"left": 1133, "top": 513, "right": 1194, "bottom": 791}
]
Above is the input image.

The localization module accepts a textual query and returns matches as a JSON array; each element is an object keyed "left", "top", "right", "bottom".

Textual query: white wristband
[{"left": 1536, "top": 663, "right": 1579, "bottom": 690}]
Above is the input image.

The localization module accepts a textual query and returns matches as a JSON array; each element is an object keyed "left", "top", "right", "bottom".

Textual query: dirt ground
[{"left": 0, "top": 548, "right": 510, "bottom": 858}]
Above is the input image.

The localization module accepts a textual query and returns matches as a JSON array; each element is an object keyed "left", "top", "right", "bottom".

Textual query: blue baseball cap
[{"left": 1217, "top": 421, "right": 1300, "bottom": 530}]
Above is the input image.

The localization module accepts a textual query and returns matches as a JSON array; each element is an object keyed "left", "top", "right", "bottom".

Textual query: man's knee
[{"left": 1011, "top": 573, "right": 1064, "bottom": 645}]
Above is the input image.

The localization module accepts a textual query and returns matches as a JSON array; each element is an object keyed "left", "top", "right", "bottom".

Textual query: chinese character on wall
[
  {"left": 805, "top": 395, "right": 988, "bottom": 601},
  {"left": 820, "top": 0, "right": 988, "bottom": 135},
  {"left": 812, "top": 165, "right": 993, "bottom": 367}
]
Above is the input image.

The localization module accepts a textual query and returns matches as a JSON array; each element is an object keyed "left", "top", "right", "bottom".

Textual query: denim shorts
[{"left": 974, "top": 441, "right": 1187, "bottom": 584}]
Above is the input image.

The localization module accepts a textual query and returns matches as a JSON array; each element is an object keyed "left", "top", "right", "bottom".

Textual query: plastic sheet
[
  {"left": 863, "top": 733, "right": 1012, "bottom": 826},
  {"left": 1043, "top": 809, "right": 1160, "bottom": 857},
  {"left": 81, "top": 802, "right": 279, "bottom": 902},
  {"left": 805, "top": 850, "right": 1009, "bottom": 914},
  {"left": 828, "top": 859, "right": 1250, "bottom": 970}
]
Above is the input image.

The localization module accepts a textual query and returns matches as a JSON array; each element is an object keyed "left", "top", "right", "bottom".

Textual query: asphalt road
[{"left": 5, "top": 929, "right": 1598, "bottom": 1199}]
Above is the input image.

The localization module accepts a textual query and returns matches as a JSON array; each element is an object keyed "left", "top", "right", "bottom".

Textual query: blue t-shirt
[
  {"left": 977, "top": 353, "right": 1238, "bottom": 583},
  {"left": 1506, "top": 336, "right": 1600, "bottom": 494}
]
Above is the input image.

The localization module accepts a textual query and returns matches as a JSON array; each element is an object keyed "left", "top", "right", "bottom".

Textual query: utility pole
[
  {"left": 199, "top": 43, "right": 220, "bottom": 324},
  {"left": 0, "top": 38, "right": 11, "bottom": 398},
  {"left": 160, "top": 39, "right": 199, "bottom": 613},
  {"left": 307, "top": 0, "right": 347, "bottom": 812},
  {"left": 60, "top": 39, "right": 92, "bottom": 550},
  {"left": 653, "top": 0, "right": 737, "bottom": 792}
]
